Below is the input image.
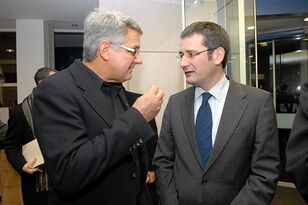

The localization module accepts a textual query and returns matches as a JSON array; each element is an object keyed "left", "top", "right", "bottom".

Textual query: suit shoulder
[
  {"left": 234, "top": 81, "right": 271, "bottom": 97},
  {"left": 170, "top": 86, "right": 194, "bottom": 100}
]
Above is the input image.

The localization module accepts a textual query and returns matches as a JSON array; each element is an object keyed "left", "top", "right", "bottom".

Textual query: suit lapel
[
  {"left": 182, "top": 87, "right": 204, "bottom": 168},
  {"left": 206, "top": 80, "right": 248, "bottom": 171},
  {"left": 69, "top": 61, "right": 114, "bottom": 127}
]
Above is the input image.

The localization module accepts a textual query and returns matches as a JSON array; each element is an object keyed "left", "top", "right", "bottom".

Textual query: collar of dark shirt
[{"left": 102, "top": 82, "right": 124, "bottom": 99}]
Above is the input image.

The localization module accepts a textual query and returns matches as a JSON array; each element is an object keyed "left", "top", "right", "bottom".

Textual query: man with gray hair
[{"left": 32, "top": 9, "right": 164, "bottom": 205}]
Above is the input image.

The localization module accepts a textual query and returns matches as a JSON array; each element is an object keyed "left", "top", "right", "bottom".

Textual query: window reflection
[
  {"left": 54, "top": 32, "right": 83, "bottom": 70},
  {"left": 275, "top": 37, "right": 307, "bottom": 113}
]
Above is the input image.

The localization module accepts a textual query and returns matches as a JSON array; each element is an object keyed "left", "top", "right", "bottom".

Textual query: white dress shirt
[{"left": 194, "top": 75, "right": 230, "bottom": 145}]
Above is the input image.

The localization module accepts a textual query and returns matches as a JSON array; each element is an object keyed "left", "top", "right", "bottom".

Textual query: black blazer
[
  {"left": 4, "top": 104, "right": 33, "bottom": 171},
  {"left": 33, "top": 60, "right": 157, "bottom": 205},
  {"left": 4, "top": 103, "right": 49, "bottom": 205},
  {"left": 286, "top": 80, "right": 308, "bottom": 203}
]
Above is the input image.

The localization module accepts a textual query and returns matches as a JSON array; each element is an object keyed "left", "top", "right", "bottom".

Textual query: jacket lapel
[
  {"left": 206, "top": 80, "right": 248, "bottom": 171},
  {"left": 69, "top": 61, "right": 114, "bottom": 127},
  {"left": 182, "top": 87, "right": 204, "bottom": 168}
]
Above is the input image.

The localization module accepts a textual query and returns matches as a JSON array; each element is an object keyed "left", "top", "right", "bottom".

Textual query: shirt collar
[
  {"left": 81, "top": 61, "right": 123, "bottom": 92},
  {"left": 195, "top": 75, "right": 229, "bottom": 102}
]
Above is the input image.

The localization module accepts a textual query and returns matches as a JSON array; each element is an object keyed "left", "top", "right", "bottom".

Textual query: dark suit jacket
[
  {"left": 4, "top": 103, "right": 49, "bottom": 205},
  {"left": 286, "top": 80, "right": 308, "bottom": 203},
  {"left": 4, "top": 104, "right": 32, "bottom": 171},
  {"left": 32, "top": 60, "right": 157, "bottom": 205},
  {"left": 154, "top": 80, "right": 280, "bottom": 205}
]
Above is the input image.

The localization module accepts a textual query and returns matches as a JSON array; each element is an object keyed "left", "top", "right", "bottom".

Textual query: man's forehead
[{"left": 180, "top": 34, "right": 204, "bottom": 48}]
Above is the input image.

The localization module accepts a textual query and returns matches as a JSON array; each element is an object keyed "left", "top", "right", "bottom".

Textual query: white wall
[
  {"left": 16, "top": 20, "right": 54, "bottom": 103},
  {"left": 100, "top": 0, "right": 185, "bottom": 130}
]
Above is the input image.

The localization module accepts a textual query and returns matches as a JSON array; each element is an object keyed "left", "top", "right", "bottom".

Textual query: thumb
[
  {"left": 28, "top": 158, "right": 37, "bottom": 168},
  {"left": 149, "top": 85, "right": 159, "bottom": 94}
]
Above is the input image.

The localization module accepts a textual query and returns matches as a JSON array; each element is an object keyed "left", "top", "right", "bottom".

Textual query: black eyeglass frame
[{"left": 177, "top": 47, "right": 217, "bottom": 61}]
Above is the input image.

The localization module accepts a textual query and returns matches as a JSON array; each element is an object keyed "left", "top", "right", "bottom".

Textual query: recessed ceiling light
[{"left": 5, "top": 48, "right": 15, "bottom": 53}]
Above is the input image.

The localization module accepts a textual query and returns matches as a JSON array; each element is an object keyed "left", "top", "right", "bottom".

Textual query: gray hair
[
  {"left": 180, "top": 21, "right": 230, "bottom": 68},
  {"left": 82, "top": 9, "right": 143, "bottom": 61}
]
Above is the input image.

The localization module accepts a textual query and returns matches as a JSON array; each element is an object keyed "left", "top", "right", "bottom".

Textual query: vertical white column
[
  {"left": 238, "top": 0, "right": 247, "bottom": 84},
  {"left": 16, "top": 20, "right": 54, "bottom": 103}
]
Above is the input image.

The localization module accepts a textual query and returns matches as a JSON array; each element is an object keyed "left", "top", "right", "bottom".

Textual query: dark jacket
[
  {"left": 4, "top": 103, "right": 49, "bottom": 205},
  {"left": 286, "top": 80, "right": 308, "bottom": 203},
  {"left": 32, "top": 60, "right": 157, "bottom": 205}
]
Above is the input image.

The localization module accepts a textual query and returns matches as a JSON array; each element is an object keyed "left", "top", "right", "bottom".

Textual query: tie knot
[{"left": 202, "top": 92, "right": 212, "bottom": 101}]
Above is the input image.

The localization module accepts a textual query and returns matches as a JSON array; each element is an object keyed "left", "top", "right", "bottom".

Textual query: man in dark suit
[
  {"left": 4, "top": 67, "right": 57, "bottom": 205},
  {"left": 32, "top": 9, "right": 164, "bottom": 205},
  {"left": 153, "top": 21, "right": 280, "bottom": 205},
  {"left": 286, "top": 80, "right": 308, "bottom": 203}
]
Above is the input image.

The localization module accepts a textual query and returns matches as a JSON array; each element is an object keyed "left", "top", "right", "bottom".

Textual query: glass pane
[
  {"left": 0, "top": 32, "right": 17, "bottom": 109},
  {"left": 256, "top": 40, "right": 273, "bottom": 92},
  {"left": 54, "top": 32, "right": 83, "bottom": 70},
  {"left": 275, "top": 36, "right": 307, "bottom": 113}
]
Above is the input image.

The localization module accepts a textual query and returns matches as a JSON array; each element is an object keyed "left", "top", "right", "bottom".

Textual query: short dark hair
[
  {"left": 34, "top": 67, "right": 57, "bottom": 85},
  {"left": 180, "top": 21, "right": 230, "bottom": 68}
]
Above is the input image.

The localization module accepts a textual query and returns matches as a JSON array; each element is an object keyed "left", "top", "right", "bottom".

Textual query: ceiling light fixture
[
  {"left": 304, "top": 17, "right": 308, "bottom": 22},
  {"left": 5, "top": 48, "right": 15, "bottom": 53},
  {"left": 259, "top": 42, "right": 268, "bottom": 47},
  {"left": 247, "top": 26, "right": 255, "bottom": 30}
]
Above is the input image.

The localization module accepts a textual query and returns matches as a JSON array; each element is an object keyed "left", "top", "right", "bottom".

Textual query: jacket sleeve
[
  {"left": 32, "top": 77, "right": 155, "bottom": 197},
  {"left": 231, "top": 92, "right": 280, "bottom": 204},
  {"left": 286, "top": 81, "right": 308, "bottom": 203},
  {"left": 4, "top": 105, "right": 28, "bottom": 172},
  {"left": 153, "top": 97, "right": 180, "bottom": 205},
  {"left": 147, "top": 119, "right": 158, "bottom": 171}
]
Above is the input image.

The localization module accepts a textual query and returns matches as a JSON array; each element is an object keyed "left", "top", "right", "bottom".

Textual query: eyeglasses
[
  {"left": 112, "top": 43, "right": 140, "bottom": 57},
  {"left": 177, "top": 48, "right": 216, "bottom": 61}
]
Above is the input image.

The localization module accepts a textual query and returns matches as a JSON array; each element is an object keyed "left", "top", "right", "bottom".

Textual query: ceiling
[
  {"left": 0, "top": 0, "right": 99, "bottom": 31},
  {"left": 0, "top": 0, "right": 307, "bottom": 41}
]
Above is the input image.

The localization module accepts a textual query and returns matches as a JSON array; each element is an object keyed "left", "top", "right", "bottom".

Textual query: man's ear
[
  {"left": 212, "top": 47, "right": 225, "bottom": 66},
  {"left": 98, "top": 40, "right": 111, "bottom": 60}
]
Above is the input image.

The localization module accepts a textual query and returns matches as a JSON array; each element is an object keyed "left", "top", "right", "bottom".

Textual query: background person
[
  {"left": 4, "top": 67, "right": 57, "bottom": 205},
  {"left": 286, "top": 80, "right": 308, "bottom": 203}
]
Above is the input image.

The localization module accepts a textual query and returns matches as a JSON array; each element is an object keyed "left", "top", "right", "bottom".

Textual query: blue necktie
[{"left": 195, "top": 92, "right": 212, "bottom": 168}]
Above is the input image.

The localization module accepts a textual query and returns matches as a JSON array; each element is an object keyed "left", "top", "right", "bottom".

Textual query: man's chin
[
  {"left": 185, "top": 77, "right": 195, "bottom": 85},
  {"left": 125, "top": 74, "right": 133, "bottom": 81}
]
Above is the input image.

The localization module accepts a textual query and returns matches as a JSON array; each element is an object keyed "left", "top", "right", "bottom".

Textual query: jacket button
[
  {"left": 201, "top": 178, "right": 208, "bottom": 184},
  {"left": 132, "top": 172, "right": 137, "bottom": 178},
  {"left": 139, "top": 138, "right": 144, "bottom": 143}
]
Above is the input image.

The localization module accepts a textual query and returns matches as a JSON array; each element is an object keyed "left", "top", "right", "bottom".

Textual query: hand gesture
[{"left": 133, "top": 85, "right": 164, "bottom": 122}]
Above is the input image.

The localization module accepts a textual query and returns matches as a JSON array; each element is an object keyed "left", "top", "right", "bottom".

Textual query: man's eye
[{"left": 187, "top": 52, "right": 195, "bottom": 58}]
